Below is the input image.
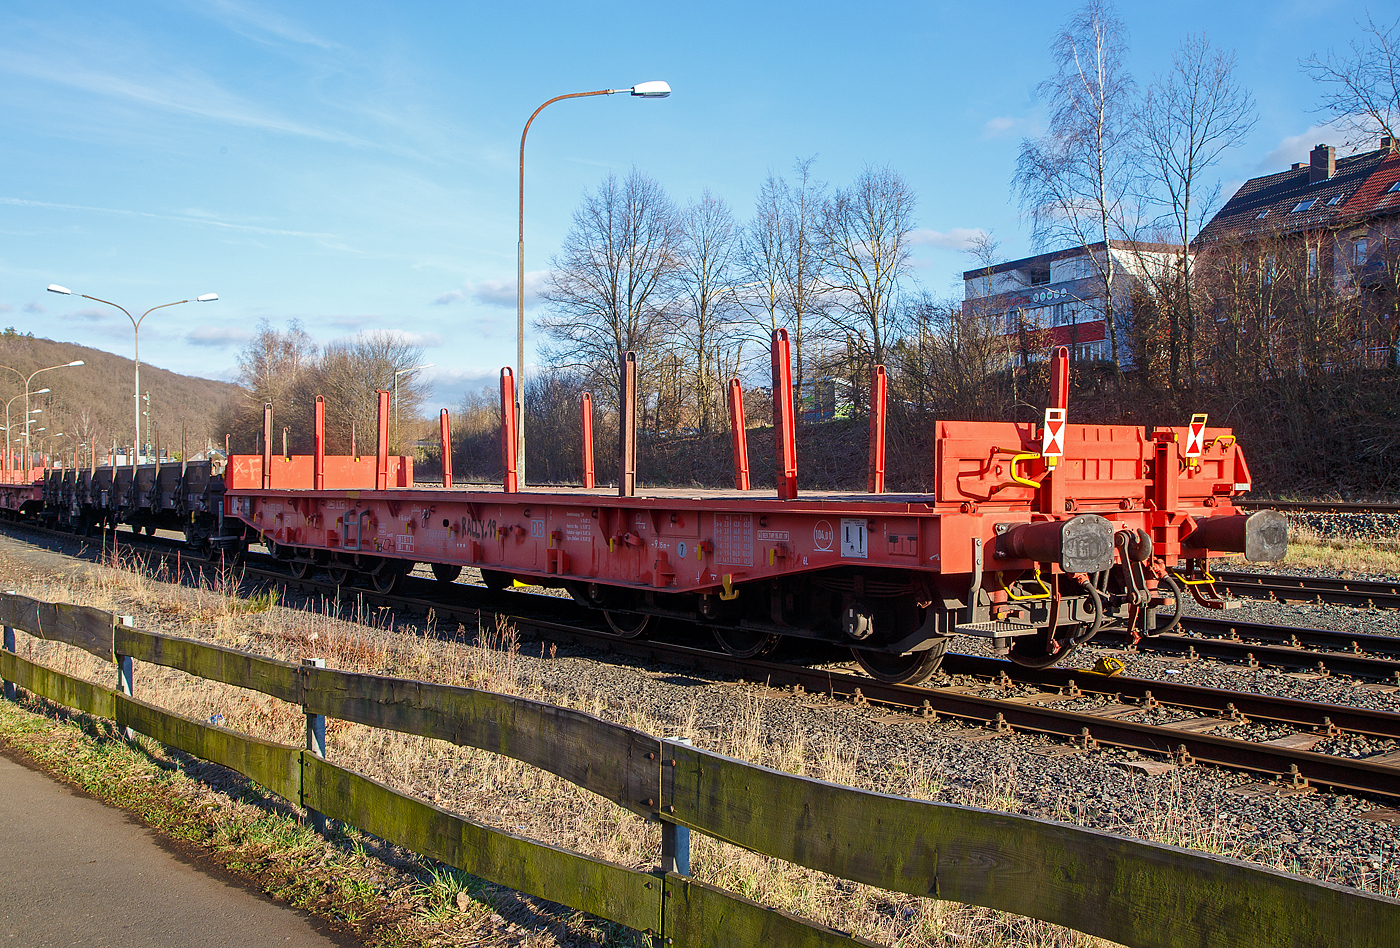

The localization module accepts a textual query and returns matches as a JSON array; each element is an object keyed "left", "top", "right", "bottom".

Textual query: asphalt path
[{"left": 0, "top": 750, "right": 357, "bottom": 947}]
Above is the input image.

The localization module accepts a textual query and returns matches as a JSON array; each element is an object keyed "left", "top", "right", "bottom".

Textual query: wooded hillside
[{"left": 0, "top": 330, "right": 241, "bottom": 461}]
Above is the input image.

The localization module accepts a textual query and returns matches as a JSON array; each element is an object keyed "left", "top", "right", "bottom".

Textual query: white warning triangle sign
[
  {"left": 1185, "top": 413, "right": 1208, "bottom": 458},
  {"left": 1041, "top": 408, "right": 1066, "bottom": 458}
]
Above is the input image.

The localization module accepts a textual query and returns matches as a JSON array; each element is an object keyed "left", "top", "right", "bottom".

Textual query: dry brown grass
[
  {"left": 1274, "top": 524, "right": 1400, "bottom": 577},
  {"left": 4, "top": 544, "right": 1393, "bottom": 947}
]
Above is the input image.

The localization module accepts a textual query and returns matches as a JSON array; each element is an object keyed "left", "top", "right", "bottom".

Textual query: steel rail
[
  {"left": 1213, "top": 570, "right": 1400, "bottom": 609},
  {"left": 6, "top": 520, "right": 1400, "bottom": 798},
  {"left": 1234, "top": 500, "right": 1400, "bottom": 516}
]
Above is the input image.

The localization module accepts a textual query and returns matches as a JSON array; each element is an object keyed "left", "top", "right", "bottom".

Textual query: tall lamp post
[
  {"left": 393, "top": 363, "right": 434, "bottom": 452},
  {"left": 1, "top": 388, "right": 46, "bottom": 474},
  {"left": 516, "top": 80, "right": 671, "bottom": 485},
  {"left": 48, "top": 285, "right": 216, "bottom": 463},
  {"left": 1, "top": 355, "right": 82, "bottom": 465}
]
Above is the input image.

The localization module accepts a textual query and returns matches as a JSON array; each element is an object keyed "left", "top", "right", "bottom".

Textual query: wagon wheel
[
  {"left": 1009, "top": 630, "right": 1078, "bottom": 669},
  {"left": 851, "top": 637, "right": 948, "bottom": 685},
  {"left": 370, "top": 564, "right": 407, "bottom": 595},
  {"left": 1145, "top": 573, "right": 1184, "bottom": 636},
  {"left": 431, "top": 563, "right": 463, "bottom": 584},
  {"left": 288, "top": 559, "right": 313, "bottom": 580},
  {"left": 326, "top": 566, "right": 350, "bottom": 586},
  {"left": 712, "top": 626, "right": 780, "bottom": 659},
  {"left": 144, "top": 523, "right": 157, "bottom": 536},
  {"left": 480, "top": 569, "right": 512, "bottom": 592},
  {"left": 603, "top": 610, "right": 651, "bottom": 638}
]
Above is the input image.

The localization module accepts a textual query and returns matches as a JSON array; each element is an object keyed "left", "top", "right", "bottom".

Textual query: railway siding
[{"left": 3, "top": 589, "right": 1398, "bottom": 948}]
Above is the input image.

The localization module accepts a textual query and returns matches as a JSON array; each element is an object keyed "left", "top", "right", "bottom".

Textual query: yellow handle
[
  {"left": 999, "top": 568, "right": 1052, "bottom": 601},
  {"left": 720, "top": 574, "right": 739, "bottom": 601},
  {"left": 1171, "top": 568, "right": 1217, "bottom": 586},
  {"left": 1010, "top": 453, "right": 1042, "bottom": 489}
]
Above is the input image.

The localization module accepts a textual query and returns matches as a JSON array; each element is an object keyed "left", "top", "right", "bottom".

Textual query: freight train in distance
[{"left": 0, "top": 340, "right": 1286, "bottom": 685}]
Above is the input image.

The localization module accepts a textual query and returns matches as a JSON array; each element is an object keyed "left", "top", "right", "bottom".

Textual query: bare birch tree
[
  {"left": 739, "top": 171, "right": 789, "bottom": 358},
  {"left": 818, "top": 165, "right": 916, "bottom": 373},
  {"left": 675, "top": 189, "right": 741, "bottom": 433},
  {"left": 317, "top": 331, "right": 429, "bottom": 454},
  {"left": 1014, "top": 0, "right": 1135, "bottom": 368},
  {"left": 1303, "top": 15, "right": 1400, "bottom": 148},
  {"left": 1137, "top": 33, "right": 1256, "bottom": 388},
  {"left": 538, "top": 169, "right": 681, "bottom": 407}
]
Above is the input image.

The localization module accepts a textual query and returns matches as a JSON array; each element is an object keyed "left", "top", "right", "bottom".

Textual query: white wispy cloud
[
  {"left": 0, "top": 304, "right": 12, "bottom": 314},
  {"left": 59, "top": 307, "right": 112, "bottom": 321},
  {"left": 1258, "top": 121, "right": 1358, "bottom": 171},
  {"left": 187, "top": 325, "right": 253, "bottom": 347},
  {"left": 0, "top": 50, "right": 369, "bottom": 148},
  {"left": 201, "top": 0, "right": 340, "bottom": 50},
  {"left": 24, "top": 302, "right": 45, "bottom": 314},
  {"left": 0, "top": 197, "right": 336, "bottom": 239},
  {"left": 979, "top": 116, "right": 1021, "bottom": 139},
  {"left": 435, "top": 271, "right": 550, "bottom": 309},
  {"left": 908, "top": 228, "right": 989, "bottom": 251}
]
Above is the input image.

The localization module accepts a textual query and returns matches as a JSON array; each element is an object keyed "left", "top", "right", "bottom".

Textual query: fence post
[
  {"left": 660, "top": 737, "right": 691, "bottom": 877},
  {"left": 116, "top": 616, "right": 135, "bottom": 739},
  {"left": 2, "top": 593, "right": 14, "bottom": 701},
  {"left": 303, "top": 657, "right": 327, "bottom": 834}
]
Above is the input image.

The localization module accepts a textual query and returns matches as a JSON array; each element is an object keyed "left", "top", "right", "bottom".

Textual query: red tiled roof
[{"left": 1339, "top": 151, "right": 1400, "bottom": 222}]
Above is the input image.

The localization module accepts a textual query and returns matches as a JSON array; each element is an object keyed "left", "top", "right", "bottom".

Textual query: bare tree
[
  {"left": 1303, "top": 15, "right": 1400, "bottom": 148},
  {"left": 316, "top": 331, "right": 429, "bottom": 454},
  {"left": 738, "top": 171, "right": 789, "bottom": 358},
  {"left": 675, "top": 189, "right": 741, "bottom": 433},
  {"left": 1137, "top": 34, "right": 1256, "bottom": 388},
  {"left": 237, "top": 319, "right": 317, "bottom": 416},
  {"left": 1015, "top": 0, "right": 1136, "bottom": 368},
  {"left": 777, "top": 158, "right": 828, "bottom": 404},
  {"left": 818, "top": 165, "right": 916, "bottom": 372},
  {"left": 538, "top": 169, "right": 681, "bottom": 407}
]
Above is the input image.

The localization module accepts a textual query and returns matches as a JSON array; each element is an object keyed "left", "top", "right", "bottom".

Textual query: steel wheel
[
  {"left": 370, "top": 566, "right": 403, "bottom": 595},
  {"left": 851, "top": 639, "right": 948, "bottom": 685},
  {"left": 144, "top": 523, "right": 157, "bottom": 536},
  {"left": 603, "top": 610, "right": 650, "bottom": 638},
  {"left": 288, "top": 559, "right": 313, "bottom": 580},
  {"left": 712, "top": 626, "right": 780, "bottom": 658},
  {"left": 431, "top": 563, "right": 462, "bottom": 584},
  {"left": 480, "top": 569, "right": 512, "bottom": 591},
  {"left": 326, "top": 566, "right": 350, "bottom": 586}
]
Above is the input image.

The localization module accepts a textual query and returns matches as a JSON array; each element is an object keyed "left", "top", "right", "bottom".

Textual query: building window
[
  {"left": 1354, "top": 238, "right": 1369, "bottom": 266},
  {"left": 1264, "top": 256, "right": 1276, "bottom": 285},
  {"left": 1029, "top": 265, "right": 1051, "bottom": 285},
  {"left": 1308, "top": 245, "right": 1318, "bottom": 278},
  {"left": 1255, "top": 209, "right": 1269, "bottom": 220},
  {"left": 1292, "top": 199, "right": 1317, "bottom": 213},
  {"left": 1389, "top": 181, "right": 1400, "bottom": 194},
  {"left": 1328, "top": 192, "right": 1347, "bottom": 205}
]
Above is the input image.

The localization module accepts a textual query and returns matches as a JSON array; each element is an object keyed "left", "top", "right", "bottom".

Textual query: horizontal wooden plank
[
  {"left": 302, "top": 755, "right": 660, "bottom": 936},
  {"left": 303, "top": 668, "right": 659, "bottom": 815},
  {"left": 115, "top": 694, "right": 302, "bottom": 803},
  {"left": 115, "top": 627, "right": 301, "bottom": 704},
  {"left": 664, "top": 743, "right": 1400, "bottom": 948},
  {"left": 0, "top": 593, "right": 114, "bottom": 660},
  {"left": 0, "top": 651, "right": 116, "bottom": 719},
  {"left": 662, "top": 873, "right": 877, "bottom": 948}
]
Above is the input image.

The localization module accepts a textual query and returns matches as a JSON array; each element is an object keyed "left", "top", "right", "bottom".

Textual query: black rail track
[
  {"left": 6, "top": 520, "right": 1400, "bottom": 799},
  {"left": 1213, "top": 570, "right": 1400, "bottom": 609},
  {"left": 1235, "top": 500, "right": 1400, "bottom": 516}
]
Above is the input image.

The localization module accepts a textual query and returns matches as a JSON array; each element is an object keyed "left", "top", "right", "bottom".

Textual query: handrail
[{"left": 3, "top": 591, "right": 1398, "bottom": 947}]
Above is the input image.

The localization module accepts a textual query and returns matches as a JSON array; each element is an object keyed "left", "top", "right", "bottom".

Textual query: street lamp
[
  {"left": 1, "top": 353, "right": 82, "bottom": 464},
  {"left": 48, "top": 285, "right": 216, "bottom": 463},
  {"left": 393, "top": 363, "right": 434, "bottom": 451},
  {"left": 1, "top": 388, "right": 46, "bottom": 474},
  {"left": 516, "top": 80, "right": 671, "bottom": 485}
]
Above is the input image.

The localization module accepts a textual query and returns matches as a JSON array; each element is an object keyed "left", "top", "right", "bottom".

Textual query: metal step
[{"left": 954, "top": 620, "right": 1039, "bottom": 639}]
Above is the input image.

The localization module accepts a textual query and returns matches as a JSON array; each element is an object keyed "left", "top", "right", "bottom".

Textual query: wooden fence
[{"left": 1, "top": 590, "right": 1397, "bottom": 947}]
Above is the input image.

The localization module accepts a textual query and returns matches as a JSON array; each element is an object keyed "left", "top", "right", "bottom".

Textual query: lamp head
[
  {"left": 66, "top": 361, "right": 83, "bottom": 367},
  {"left": 629, "top": 81, "right": 671, "bottom": 98},
  {"left": 32, "top": 388, "right": 49, "bottom": 396},
  {"left": 197, "top": 293, "right": 218, "bottom": 302},
  {"left": 46, "top": 284, "right": 72, "bottom": 296}
]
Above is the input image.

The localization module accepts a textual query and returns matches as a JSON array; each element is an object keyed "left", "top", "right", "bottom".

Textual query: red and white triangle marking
[
  {"left": 1041, "top": 408, "right": 1066, "bottom": 458},
  {"left": 1185, "top": 413, "right": 1208, "bottom": 458}
]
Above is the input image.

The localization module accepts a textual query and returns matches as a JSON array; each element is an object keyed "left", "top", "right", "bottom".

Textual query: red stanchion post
[
  {"left": 440, "top": 409, "right": 453, "bottom": 488},
  {"left": 727, "top": 379, "right": 750, "bottom": 491},
  {"left": 580, "top": 393, "right": 595, "bottom": 489},
  {"left": 868, "top": 364, "right": 887, "bottom": 494},
  {"left": 770, "top": 329, "right": 797, "bottom": 500},
  {"left": 500, "top": 368, "right": 518, "bottom": 493}
]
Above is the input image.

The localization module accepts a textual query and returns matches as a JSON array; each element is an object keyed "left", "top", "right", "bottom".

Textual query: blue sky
[{"left": 0, "top": 0, "right": 1381, "bottom": 409}]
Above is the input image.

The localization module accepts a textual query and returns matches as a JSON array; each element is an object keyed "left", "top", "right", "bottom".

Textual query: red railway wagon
[
  {"left": 222, "top": 339, "right": 1286, "bottom": 684},
  {"left": 0, "top": 468, "right": 47, "bottom": 519}
]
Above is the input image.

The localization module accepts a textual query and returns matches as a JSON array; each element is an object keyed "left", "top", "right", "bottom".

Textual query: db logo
[{"left": 813, "top": 520, "right": 834, "bottom": 552}]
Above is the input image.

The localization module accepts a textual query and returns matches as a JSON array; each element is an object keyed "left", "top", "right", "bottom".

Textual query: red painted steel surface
[
  {"left": 771, "top": 329, "right": 797, "bottom": 501},
  {"left": 867, "top": 365, "right": 887, "bottom": 494}
]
